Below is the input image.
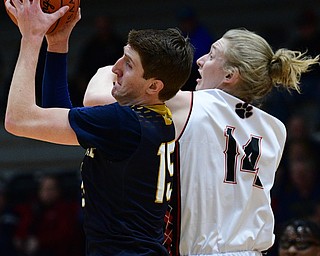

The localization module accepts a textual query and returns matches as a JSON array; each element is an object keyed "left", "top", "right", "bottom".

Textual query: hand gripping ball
[{"left": 4, "top": 0, "right": 80, "bottom": 34}]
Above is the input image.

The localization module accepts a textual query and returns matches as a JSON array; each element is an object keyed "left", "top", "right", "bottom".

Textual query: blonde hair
[{"left": 222, "top": 28, "right": 320, "bottom": 103}]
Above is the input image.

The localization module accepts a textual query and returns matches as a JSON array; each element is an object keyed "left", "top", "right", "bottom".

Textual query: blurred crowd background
[{"left": 0, "top": 0, "right": 320, "bottom": 255}]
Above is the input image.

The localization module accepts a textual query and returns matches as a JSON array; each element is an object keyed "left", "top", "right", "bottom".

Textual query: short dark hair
[
  {"left": 128, "top": 28, "right": 194, "bottom": 101},
  {"left": 280, "top": 218, "right": 320, "bottom": 241}
]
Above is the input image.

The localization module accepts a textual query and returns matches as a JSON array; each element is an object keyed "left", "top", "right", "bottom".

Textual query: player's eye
[{"left": 126, "top": 62, "right": 132, "bottom": 69}]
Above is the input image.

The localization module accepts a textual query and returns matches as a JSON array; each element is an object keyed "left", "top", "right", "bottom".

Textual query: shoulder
[
  {"left": 166, "top": 91, "right": 192, "bottom": 139},
  {"left": 69, "top": 104, "right": 138, "bottom": 127},
  {"left": 166, "top": 90, "right": 192, "bottom": 111}
]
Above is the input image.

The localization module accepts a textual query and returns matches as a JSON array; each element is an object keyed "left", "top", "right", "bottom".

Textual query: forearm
[
  {"left": 42, "top": 52, "right": 72, "bottom": 108},
  {"left": 5, "top": 37, "right": 42, "bottom": 133},
  {"left": 42, "top": 13, "right": 78, "bottom": 108},
  {"left": 83, "top": 65, "right": 116, "bottom": 106}
]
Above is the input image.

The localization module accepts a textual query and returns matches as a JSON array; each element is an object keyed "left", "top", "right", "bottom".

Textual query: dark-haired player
[{"left": 4, "top": 1, "right": 194, "bottom": 255}]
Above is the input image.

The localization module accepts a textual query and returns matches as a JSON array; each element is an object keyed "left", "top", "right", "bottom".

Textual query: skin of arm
[
  {"left": 83, "top": 65, "right": 192, "bottom": 138},
  {"left": 166, "top": 91, "right": 192, "bottom": 139},
  {"left": 83, "top": 65, "right": 117, "bottom": 106},
  {"left": 4, "top": 0, "right": 79, "bottom": 145}
]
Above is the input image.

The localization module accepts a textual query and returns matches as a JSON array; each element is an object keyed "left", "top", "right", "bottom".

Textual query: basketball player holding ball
[
  {"left": 3, "top": 0, "right": 194, "bottom": 255},
  {"left": 6, "top": 0, "right": 320, "bottom": 256}
]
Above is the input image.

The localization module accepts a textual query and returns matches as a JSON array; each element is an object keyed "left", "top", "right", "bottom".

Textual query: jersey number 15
[{"left": 155, "top": 141, "right": 175, "bottom": 203}]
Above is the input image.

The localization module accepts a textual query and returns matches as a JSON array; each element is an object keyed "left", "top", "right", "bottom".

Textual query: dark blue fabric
[
  {"left": 68, "top": 104, "right": 174, "bottom": 256},
  {"left": 42, "top": 52, "right": 72, "bottom": 108},
  {"left": 68, "top": 103, "right": 140, "bottom": 160}
]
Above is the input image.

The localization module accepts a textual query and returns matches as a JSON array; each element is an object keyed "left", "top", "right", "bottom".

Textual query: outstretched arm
[{"left": 4, "top": 0, "right": 78, "bottom": 145}]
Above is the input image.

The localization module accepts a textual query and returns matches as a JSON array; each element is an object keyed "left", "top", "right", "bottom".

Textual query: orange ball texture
[{"left": 4, "top": 0, "right": 80, "bottom": 34}]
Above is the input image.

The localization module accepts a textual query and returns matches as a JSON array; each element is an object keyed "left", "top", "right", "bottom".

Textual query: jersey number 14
[{"left": 224, "top": 126, "right": 263, "bottom": 188}]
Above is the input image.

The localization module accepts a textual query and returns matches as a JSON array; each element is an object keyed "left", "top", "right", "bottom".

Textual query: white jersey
[{"left": 177, "top": 89, "right": 286, "bottom": 255}]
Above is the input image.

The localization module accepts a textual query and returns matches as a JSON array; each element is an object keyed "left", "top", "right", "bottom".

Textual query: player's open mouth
[
  {"left": 113, "top": 81, "right": 121, "bottom": 86},
  {"left": 196, "top": 72, "right": 202, "bottom": 84}
]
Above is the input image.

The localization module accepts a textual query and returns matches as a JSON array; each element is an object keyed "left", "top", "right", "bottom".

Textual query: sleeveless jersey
[
  {"left": 68, "top": 103, "right": 175, "bottom": 256},
  {"left": 177, "top": 89, "right": 286, "bottom": 255}
]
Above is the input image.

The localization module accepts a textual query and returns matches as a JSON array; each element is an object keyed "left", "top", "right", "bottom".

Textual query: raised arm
[
  {"left": 83, "top": 64, "right": 193, "bottom": 139},
  {"left": 83, "top": 65, "right": 117, "bottom": 106},
  {"left": 166, "top": 90, "right": 192, "bottom": 139},
  {"left": 42, "top": 6, "right": 81, "bottom": 108},
  {"left": 4, "top": 0, "right": 78, "bottom": 145}
]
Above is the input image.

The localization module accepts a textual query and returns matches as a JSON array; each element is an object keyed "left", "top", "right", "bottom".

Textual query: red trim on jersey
[
  {"left": 163, "top": 141, "right": 182, "bottom": 256},
  {"left": 172, "top": 141, "right": 181, "bottom": 256},
  {"left": 176, "top": 91, "right": 194, "bottom": 141}
]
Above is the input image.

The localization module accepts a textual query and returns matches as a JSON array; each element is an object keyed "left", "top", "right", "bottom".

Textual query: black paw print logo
[{"left": 235, "top": 103, "right": 253, "bottom": 119}]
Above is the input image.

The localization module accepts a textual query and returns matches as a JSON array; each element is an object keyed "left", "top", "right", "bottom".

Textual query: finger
[
  {"left": 10, "top": 0, "right": 22, "bottom": 8},
  {"left": 5, "top": 0, "right": 17, "bottom": 17},
  {"left": 54, "top": 5, "right": 70, "bottom": 19},
  {"left": 78, "top": 7, "right": 82, "bottom": 20},
  {"left": 75, "top": 7, "right": 81, "bottom": 23},
  {"left": 30, "top": 0, "right": 40, "bottom": 8},
  {"left": 70, "top": 7, "right": 81, "bottom": 26}
]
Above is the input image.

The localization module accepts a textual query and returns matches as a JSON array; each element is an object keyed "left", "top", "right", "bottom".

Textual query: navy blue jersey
[{"left": 69, "top": 103, "right": 175, "bottom": 256}]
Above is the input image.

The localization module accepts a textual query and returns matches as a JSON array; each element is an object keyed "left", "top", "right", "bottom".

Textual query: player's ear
[
  {"left": 224, "top": 67, "right": 239, "bottom": 85},
  {"left": 147, "top": 79, "right": 164, "bottom": 95}
]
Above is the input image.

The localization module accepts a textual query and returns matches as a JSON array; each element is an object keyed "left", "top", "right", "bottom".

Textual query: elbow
[
  {"left": 4, "top": 112, "right": 25, "bottom": 137},
  {"left": 83, "top": 94, "right": 95, "bottom": 107},
  {"left": 4, "top": 114, "right": 18, "bottom": 136},
  {"left": 83, "top": 93, "right": 111, "bottom": 107}
]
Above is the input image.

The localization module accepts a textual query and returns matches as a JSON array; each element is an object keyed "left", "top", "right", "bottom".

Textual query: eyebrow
[{"left": 123, "top": 46, "right": 136, "bottom": 66}]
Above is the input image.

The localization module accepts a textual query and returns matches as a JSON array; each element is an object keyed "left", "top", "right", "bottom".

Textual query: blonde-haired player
[{"left": 46, "top": 27, "right": 319, "bottom": 256}]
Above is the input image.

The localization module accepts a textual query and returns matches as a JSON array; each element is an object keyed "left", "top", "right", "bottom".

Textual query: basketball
[{"left": 4, "top": 0, "right": 80, "bottom": 34}]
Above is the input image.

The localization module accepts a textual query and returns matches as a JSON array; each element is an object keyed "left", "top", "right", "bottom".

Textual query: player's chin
[
  {"left": 195, "top": 79, "right": 202, "bottom": 91},
  {"left": 111, "top": 87, "right": 119, "bottom": 99},
  {"left": 111, "top": 90, "right": 124, "bottom": 105}
]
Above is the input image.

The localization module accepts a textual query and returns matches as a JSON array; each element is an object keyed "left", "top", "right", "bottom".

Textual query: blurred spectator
[
  {"left": 278, "top": 218, "right": 320, "bottom": 256},
  {"left": 287, "top": 114, "right": 310, "bottom": 142},
  {"left": 309, "top": 200, "right": 320, "bottom": 227},
  {"left": 274, "top": 157, "right": 320, "bottom": 226},
  {"left": 271, "top": 114, "right": 319, "bottom": 205},
  {"left": 0, "top": 180, "right": 19, "bottom": 256},
  {"left": 14, "top": 174, "right": 83, "bottom": 256},
  {"left": 284, "top": 114, "right": 320, "bottom": 164},
  {"left": 177, "top": 6, "right": 214, "bottom": 91},
  {"left": 71, "top": 15, "right": 124, "bottom": 106},
  {"left": 270, "top": 114, "right": 320, "bottom": 256},
  {"left": 273, "top": 114, "right": 317, "bottom": 174}
]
